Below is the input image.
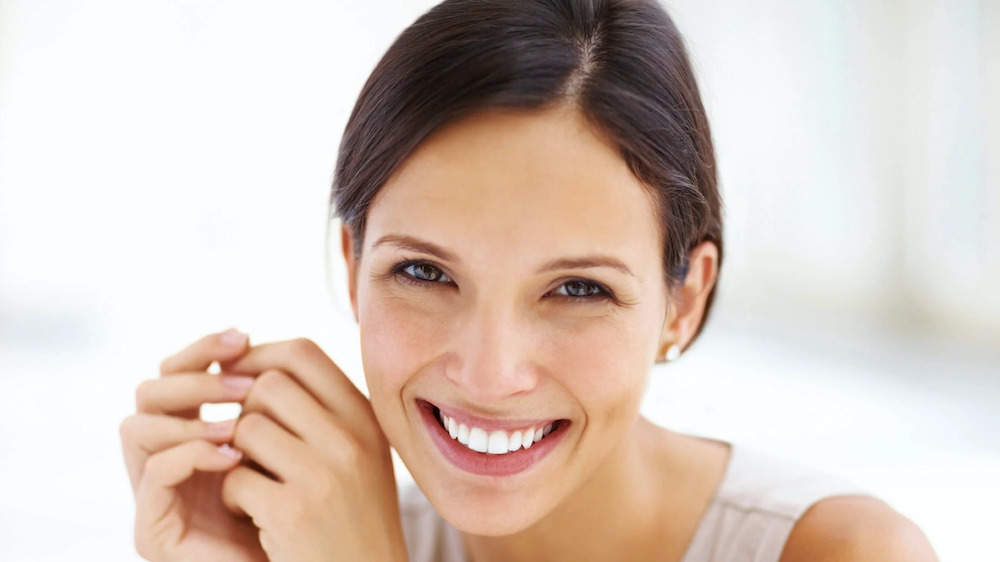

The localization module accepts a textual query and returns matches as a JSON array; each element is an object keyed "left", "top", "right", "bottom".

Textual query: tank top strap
[
  {"left": 680, "top": 445, "right": 867, "bottom": 562},
  {"left": 399, "top": 484, "right": 466, "bottom": 562}
]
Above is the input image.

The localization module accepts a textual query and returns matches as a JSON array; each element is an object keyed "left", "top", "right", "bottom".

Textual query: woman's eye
[
  {"left": 555, "top": 279, "right": 608, "bottom": 299},
  {"left": 400, "top": 262, "right": 451, "bottom": 283}
]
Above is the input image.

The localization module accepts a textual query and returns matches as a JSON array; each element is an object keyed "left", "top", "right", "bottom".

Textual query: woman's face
[{"left": 346, "top": 104, "right": 672, "bottom": 535}]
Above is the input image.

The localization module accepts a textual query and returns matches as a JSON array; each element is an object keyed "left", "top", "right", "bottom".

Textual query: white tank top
[{"left": 398, "top": 444, "right": 866, "bottom": 562}]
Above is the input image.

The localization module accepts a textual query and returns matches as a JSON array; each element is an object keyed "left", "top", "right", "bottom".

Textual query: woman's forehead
[{"left": 366, "top": 106, "right": 662, "bottom": 263}]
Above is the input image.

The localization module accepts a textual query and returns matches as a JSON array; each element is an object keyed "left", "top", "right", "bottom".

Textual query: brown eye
[
  {"left": 556, "top": 279, "right": 606, "bottom": 298},
  {"left": 402, "top": 262, "right": 451, "bottom": 283}
]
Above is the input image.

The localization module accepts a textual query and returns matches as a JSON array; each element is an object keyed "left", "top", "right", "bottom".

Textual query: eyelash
[
  {"left": 389, "top": 260, "right": 617, "bottom": 303},
  {"left": 391, "top": 260, "right": 454, "bottom": 286},
  {"left": 549, "top": 279, "right": 615, "bottom": 302}
]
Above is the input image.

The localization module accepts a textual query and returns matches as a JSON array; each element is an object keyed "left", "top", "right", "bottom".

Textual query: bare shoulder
[{"left": 779, "top": 496, "right": 938, "bottom": 562}]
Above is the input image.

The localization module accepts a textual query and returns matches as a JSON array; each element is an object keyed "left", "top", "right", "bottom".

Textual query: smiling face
[{"left": 344, "top": 104, "right": 674, "bottom": 535}]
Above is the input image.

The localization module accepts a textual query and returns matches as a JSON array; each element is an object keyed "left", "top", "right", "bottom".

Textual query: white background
[{"left": 1, "top": 0, "right": 997, "bottom": 560}]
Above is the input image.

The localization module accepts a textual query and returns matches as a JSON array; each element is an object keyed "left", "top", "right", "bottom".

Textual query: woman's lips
[{"left": 416, "top": 399, "right": 569, "bottom": 477}]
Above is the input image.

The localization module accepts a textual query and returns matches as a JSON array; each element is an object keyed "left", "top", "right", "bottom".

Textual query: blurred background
[{"left": 0, "top": 0, "right": 997, "bottom": 560}]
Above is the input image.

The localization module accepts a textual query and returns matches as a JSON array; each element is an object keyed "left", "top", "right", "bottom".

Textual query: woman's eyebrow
[
  {"left": 371, "top": 234, "right": 459, "bottom": 263},
  {"left": 371, "top": 235, "right": 634, "bottom": 278},
  {"left": 538, "top": 257, "right": 636, "bottom": 278}
]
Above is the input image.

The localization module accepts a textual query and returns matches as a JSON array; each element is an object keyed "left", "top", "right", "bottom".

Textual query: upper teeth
[{"left": 438, "top": 411, "right": 555, "bottom": 455}]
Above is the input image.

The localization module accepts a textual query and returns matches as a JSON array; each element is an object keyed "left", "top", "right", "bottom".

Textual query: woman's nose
[{"left": 445, "top": 304, "right": 540, "bottom": 403}]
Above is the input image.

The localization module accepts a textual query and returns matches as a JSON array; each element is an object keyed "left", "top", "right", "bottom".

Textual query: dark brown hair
[{"left": 332, "top": 0, "right": 723, "bottom": 344}]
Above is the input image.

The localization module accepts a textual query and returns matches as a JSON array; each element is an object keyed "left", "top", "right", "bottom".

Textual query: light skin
[
  {"left": 121, "top": 104, "right": 936, "bottom": 561},
  {"left": 120, "top": 332, "right": 408, "bottom": 562},
  {"left": 343, "top": 104, "right": 726, "bottom": 558}
]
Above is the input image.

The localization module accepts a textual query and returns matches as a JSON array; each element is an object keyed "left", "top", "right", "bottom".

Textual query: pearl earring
[{"left": 665, "top": 344, "right": 681, "bottom": 362}]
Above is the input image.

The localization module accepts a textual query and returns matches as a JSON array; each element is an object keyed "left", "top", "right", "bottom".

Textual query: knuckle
[
  {"left": 254, "top": 369, "right": 290, "bottom": 394},
  {"left": 234, "top": 412, "right": 267, "bottom": 444},
  {"left": 134, "top": 380, "right": 156, "bottom": 410},
  {"left": 219, "top": 465, "right": 245, "bottom": 499},
  {"left": 158, "top": 357, "right": 172, "bottom": 376},
  {"left": 287, "top": 337, "right": 320, "bottom": 357},
  {"left": 141, "top": 450, "right": 168, "bottom": 481},
  {"left": 118, "top": 415, "right": 139, "bottom": 444},
  {"left": 219, "top": 466, "right": 242, "bottom": 502}
]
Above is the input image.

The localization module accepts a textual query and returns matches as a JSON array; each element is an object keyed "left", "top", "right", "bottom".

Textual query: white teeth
[
  {"left": 508, "top": 431, "right": 522, "bottom": 453},
  {"left": 487, "top": 431, "right": 508, "bottom": 454},
  {"left": 468, "top": 427, "right": 488, "bottom": 453},
  {"left": 435, "top": 409, "right": 559, "bottom": 455},
  {"left": 522, "top": 428, "right": 534, "bottom": 449}
]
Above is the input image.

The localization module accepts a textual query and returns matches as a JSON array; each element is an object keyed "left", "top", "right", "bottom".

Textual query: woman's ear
[
  {"left": 340, "top": 224, "right": 360, "bottom": 322},
  {"left": 657, "top": 241, "right": 719, "bottom": 360}
]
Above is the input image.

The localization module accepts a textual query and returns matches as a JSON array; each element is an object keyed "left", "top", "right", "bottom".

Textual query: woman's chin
[
  {"left": 415, "top": 478, "right": 552, "bottom": 536},
  {"left": 433, "top": 495, "right": 544, "bottom": 537}
]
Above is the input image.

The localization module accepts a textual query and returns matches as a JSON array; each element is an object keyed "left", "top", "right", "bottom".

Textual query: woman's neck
[{"left": 461, "top": 418, "right": 729, "bottom": 562}]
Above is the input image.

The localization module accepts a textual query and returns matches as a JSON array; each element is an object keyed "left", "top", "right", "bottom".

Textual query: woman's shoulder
[
  {"left": 779, "top": 495, "right": 937, "bottom": 562},
  {"left": 690, "top": 444, "right": 935, "bottom": 562},
  {"left": 707, "top": 444, "right": 862, "bottom": 518}
]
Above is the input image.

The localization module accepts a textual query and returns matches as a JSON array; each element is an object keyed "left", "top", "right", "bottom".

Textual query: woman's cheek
[
  {"left": 542, "top": 312, "right": 657, "bottom": 434},
  {"left": 549, "top": 314, "right": 652, "bottom": 394},
  {"left": 359, "top": 292, "right": 453, "bottom": 394}
]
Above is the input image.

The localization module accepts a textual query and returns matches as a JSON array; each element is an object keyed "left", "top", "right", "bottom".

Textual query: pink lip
[{"left": 417, "top": 399, "right": 569, "bottom": 477}]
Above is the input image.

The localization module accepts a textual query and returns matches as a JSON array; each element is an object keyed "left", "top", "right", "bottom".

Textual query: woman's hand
[
  {"left": 216, "top": 337, "right": 408, "bottom": 562},
  {"left": 120, "top": 329, "right": 268, "bottom": 561}
]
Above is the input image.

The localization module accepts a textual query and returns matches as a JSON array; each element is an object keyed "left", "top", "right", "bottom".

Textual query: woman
[{"left": 120, "top": 0, "right": 937, "bottom": 560}]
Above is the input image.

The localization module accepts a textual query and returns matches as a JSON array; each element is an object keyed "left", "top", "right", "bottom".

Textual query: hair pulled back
[{"left": 333, "top": 0, "right": 723, "bottom": 344}]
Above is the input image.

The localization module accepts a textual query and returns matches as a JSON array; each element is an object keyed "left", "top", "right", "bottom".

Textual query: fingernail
[
  {"left": 223, "top": 376, "right": 255, "bottom": 390},
  {"left": 220, "top": 328, "right": 248, "bottom": 347},
  {"left": 206, "top": 419, "right": 236, "bottom": 434},
  {"left": 217, "top": 444, "right": 243, "bottom": 460}
]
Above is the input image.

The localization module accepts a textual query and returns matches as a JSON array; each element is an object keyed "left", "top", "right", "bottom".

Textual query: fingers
[
  {"left": 136, "top": 373, "right": 255, "bottom": 415},
  {"left": 232, "top": 413, "right": 316, "bottom": 483},
  {"left": 241, "top": 370, "right": 341, "bottom": 446},
  {"left": 159, "top": 328, "right": 250, "bottom": 376},
  {"left": 221, "top": 338, "right": 372, "bottom": 424},
  {"left": 135, "top": 439, "right": 244, "bottom": 532},
  {"left": 234, "top": 371, "right": 374, "bottom": 495},
  {"left": 221, "top": 465, "right": 281, "bottom": 520},
  {"left": 120, "top": 414, "right": 237, "bottom": 491}
]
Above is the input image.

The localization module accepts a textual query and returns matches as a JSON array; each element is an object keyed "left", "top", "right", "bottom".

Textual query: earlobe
[
  {"left": 340, "top": 224, "right": 361, "bottom": 322},
  {"left": 655, "top": 343, "right": 681, "bottom": 363}
]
